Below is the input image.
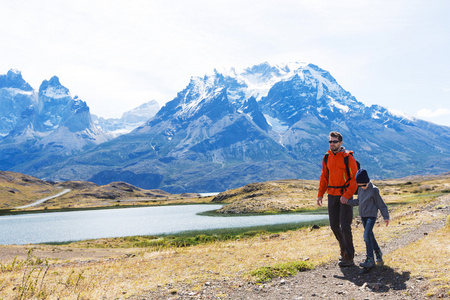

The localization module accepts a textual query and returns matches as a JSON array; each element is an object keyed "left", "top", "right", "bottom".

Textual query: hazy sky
[{"left": 1, "top": 0, "right": 449, "bottom": 126}]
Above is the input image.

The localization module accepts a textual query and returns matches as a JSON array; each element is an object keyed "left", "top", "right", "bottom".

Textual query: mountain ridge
[{"left": 1, "top": 63, "right": 449, "bottom": 193}]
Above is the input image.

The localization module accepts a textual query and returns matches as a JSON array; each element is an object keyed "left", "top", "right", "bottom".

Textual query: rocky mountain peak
[
  {"left": 0, "top": 69, "right": 33, "bottom": 91},
  {"left": 38, "top": 76, "right": 71, "bottom": 99}
]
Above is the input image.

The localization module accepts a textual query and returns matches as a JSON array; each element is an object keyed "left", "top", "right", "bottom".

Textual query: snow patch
[
  {"left": 387, "top": 108, "right": 414, "bottom": 121},
  {"left": 42, "top": 87, "right": 70, "bottom": 99},
  {"left": 179, "top": 76, "right": 223, "bottom": 117},
  {"left": 2, "top": 88, "right": 34, "bottom": 96},
  {"left": 264, "top": 114, "right": 289, "bottom": 133},
  {"left": 328, "top": 96, "right": 349, "bottom": 113},
  {"left": 222, "top": 62, "right": 310, "bottom": 101},
  {"left": 43, "top": 120, "right": 55, "bottom": 127}
]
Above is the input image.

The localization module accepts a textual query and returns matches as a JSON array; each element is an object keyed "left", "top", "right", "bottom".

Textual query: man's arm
[{"left": 317, "top": 155, "right": 329, "bottom": 206}]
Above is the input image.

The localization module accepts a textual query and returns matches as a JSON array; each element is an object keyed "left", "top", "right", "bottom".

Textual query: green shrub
[{"left": 250, "top": 260, "right": 313, "bottom": 282}]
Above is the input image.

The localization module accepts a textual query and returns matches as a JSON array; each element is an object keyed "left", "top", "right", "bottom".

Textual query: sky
[{"left": 1, "top": 0, "right": 449, "bottom": 127}]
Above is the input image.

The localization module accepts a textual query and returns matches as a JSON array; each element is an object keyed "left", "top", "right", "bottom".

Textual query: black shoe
[
  {"left": 360, "top": 258, "right": 375, "bottom": 268},
  {"left": 338, "top": 259, "right": 354, "bottom": 267}
]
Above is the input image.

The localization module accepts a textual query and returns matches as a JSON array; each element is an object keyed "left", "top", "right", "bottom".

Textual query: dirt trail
[{"left": 14, "top": 188, "right": 71, "bottom": 209}]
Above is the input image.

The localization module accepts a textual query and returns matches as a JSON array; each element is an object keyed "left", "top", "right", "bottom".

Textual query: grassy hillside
[
  {"left": 210, "top": 173, "right": 450, "bottom": 214},
  {"left": 0, "top": 171, "right": 61, "bottom": 209},
  {"left": 0, "top": 172, "right": 207, "bottom": 212}
]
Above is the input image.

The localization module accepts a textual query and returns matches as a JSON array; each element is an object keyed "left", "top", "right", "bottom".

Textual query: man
[{"left": 317, "top": 131, "right": 358, "bottom": 267}]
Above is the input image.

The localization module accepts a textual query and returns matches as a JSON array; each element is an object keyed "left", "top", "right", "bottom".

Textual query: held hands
[
  {"left": 317, "top": 197, "right": 323, "bottom": 207},
  {"left": 340, "top": 196, "right": 348, "bottom": 204}
]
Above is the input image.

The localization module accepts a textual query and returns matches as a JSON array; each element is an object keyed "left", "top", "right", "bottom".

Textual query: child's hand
[
  {"left": 340, "top": 196, "right": 348, "bottom": 204},
  {"left": 385, "top": 219, "right": 389, "bottom": 227}
]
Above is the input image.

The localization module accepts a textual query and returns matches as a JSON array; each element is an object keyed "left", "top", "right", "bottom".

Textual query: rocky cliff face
[{"left": 0, "top": 71, "right": 109, "bottom": 171}]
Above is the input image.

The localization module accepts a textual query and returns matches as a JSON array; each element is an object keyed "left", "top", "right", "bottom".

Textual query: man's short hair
[{"left": 329, "top": 131, "right": 343, "bottom": 142}]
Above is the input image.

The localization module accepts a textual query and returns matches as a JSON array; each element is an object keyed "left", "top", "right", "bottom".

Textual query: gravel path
[{"left": 135, "top": 195, "right": 449, "bottom": 300}]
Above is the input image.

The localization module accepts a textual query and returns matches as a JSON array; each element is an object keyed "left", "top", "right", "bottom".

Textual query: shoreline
[{"left": 0, "top": 206, "right": 329, "bottom": 246}]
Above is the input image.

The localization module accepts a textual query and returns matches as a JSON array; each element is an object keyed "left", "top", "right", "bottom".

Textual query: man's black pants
[{"left": 328, "top": 195, "right": 354, "bottom": 259}]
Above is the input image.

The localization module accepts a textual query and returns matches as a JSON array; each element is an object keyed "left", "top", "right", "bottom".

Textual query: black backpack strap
[{"left": 344, "top": 155, "right": 351, "bottom": 184}]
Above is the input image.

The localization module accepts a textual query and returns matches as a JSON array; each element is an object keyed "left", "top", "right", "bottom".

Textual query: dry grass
[
  {"left": 0, "top": 226, "right": 345, "bottom": 299},
  {"left": 385, "top": 207, "right": 450, "bottom": 298},
  {"left": 212, "top": 179, "right": 321, "bottom": 214},
  {"left": 0, "top": 173, "right": 448, "bottom": 299}
]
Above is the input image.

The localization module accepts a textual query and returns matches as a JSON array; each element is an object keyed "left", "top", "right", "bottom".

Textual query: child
[{"left": 341, "top": 169, "right": 389, "bottom": 268}]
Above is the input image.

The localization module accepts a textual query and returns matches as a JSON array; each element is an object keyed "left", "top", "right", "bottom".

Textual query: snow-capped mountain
[
  {"left": 92, "top": 100, "right": 160, "bottom": 137},
  {"left": 24, "top": 62, "right": 449, "bottom": 193},
  {"left": 0, "top": 71, "right": 109, "bottom": 171}
]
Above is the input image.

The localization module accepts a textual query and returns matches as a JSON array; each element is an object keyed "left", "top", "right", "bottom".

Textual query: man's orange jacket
[{"left": 318, "top": 148, "right": 358, "bottom": 200}]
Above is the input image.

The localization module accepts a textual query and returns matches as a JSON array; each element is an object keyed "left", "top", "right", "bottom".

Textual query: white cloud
[{"left": 417, "top": 108, "right": 450, "bottom": 118}]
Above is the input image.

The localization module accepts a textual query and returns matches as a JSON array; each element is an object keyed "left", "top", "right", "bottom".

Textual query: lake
[{"left": 0, "top": 205, "right": 328, "bottom": 245}]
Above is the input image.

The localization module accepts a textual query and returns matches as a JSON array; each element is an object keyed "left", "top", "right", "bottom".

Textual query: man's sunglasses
[
  {"left": 329, "top": 140, "right": 340, "bottom": 144},
  {"left": 358, "top": 183, "right": 368, "bottom": 187}
]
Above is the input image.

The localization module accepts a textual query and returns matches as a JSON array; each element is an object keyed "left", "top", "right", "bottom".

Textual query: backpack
[{"left": 324, "top": 151, "right": 361, "bottom": 195}]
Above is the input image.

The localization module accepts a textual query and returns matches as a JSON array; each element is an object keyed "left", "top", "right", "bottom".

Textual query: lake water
[{"left": 0, "top": 205, "right": 328, "bottom": 245}]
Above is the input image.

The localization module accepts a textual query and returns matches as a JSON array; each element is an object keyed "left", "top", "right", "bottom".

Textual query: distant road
[{"left": 14, "top": 189, "right": 71, "bottom": 209}]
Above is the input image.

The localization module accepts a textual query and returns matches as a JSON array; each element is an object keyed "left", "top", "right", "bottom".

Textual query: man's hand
[
  {"left": 340, "top": 196, "right": 348, "bottom": 204},
  {"left": 317, "top": 197, "right": 323, "bottom": 207},
  {"left": 385, "top": 219, "right": 389, "bottom": 227}
]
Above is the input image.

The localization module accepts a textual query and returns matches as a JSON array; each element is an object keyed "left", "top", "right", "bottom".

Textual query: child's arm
[
  {"left": 374, "top": 188, "right": 389, "bottom": 222},
  {"left": 341, "top": 187, "right": 360, "bottom": 205},
  {"left": 345, "top": 198, "right": 359, "bottom": 206}
]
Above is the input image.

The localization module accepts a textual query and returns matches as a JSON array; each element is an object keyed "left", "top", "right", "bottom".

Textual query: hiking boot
[
  {"left": 338, "top": 259, "right": 354, "bottom": 267},
  {"left": 360, "top": 258, "right": 375, "bottom": 268},
  {"left": 375, "top": 250, "right": 383, "bottom": 265}
]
